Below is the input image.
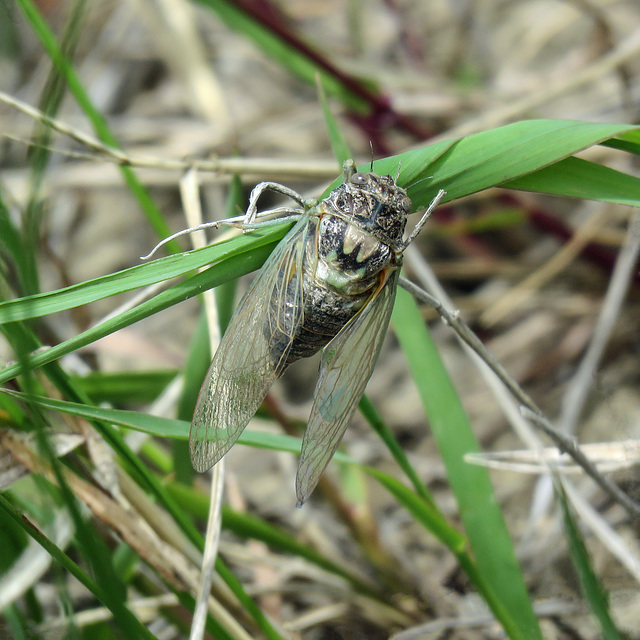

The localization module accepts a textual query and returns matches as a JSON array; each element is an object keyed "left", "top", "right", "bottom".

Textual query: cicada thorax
[{"left": 266, "top": 169, "right": 413, "bottom": 377}]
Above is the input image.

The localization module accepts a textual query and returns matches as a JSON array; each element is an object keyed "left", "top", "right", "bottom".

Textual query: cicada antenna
[
  {"left": 406, "top": 174, "right": 434, "bottom": 190},
  {"left": 395, "top": 161, "right": 402, "bottom": 183}
]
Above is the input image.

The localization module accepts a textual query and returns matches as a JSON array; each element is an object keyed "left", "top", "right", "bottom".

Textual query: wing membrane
[
  {"left": 190, "top": 217, "right": 313, "bottom": 472},
  {"left": 295, "top": 269, "right": 400, "bottom": 504}
]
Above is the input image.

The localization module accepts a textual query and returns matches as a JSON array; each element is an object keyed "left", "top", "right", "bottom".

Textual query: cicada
[{"left": 190, "top": 160, "right": 445, "bottom": 505}]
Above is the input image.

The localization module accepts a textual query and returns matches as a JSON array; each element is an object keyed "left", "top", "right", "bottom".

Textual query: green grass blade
[
  {"left": 317, "top": 74, "right": 352, "bottom": 167},
  {"left": 557, "top": 482, "right": 624, "bottom": 639},
  {"left": 329, "top": 120, "right": 640, "bottom": 209},
  {"left": 0, "top": 233, "right": 285, "bottom": 384},
  {"left": 4, "top": 391, "right": 344, "bottom": 458},
  {"left": 0, "top": 493, "right": 158, "bottom": 640},
  {"left": 602, "top": 129, "right": 640, "bottom": 155},
  {"left": 15, "top": 0, "right": 176, "bottom": 248},
  {"left": 392, "top": 288, "right": 542, "bottom": 640},
  {"left": 358, "top": 395, "right": 436, "bottom": 506},
  {"left": 502, "top": 155, "right": 640, "bottom": 205},
  {"left": 0, "top": 223, "right": 288, "bottom": 324}
]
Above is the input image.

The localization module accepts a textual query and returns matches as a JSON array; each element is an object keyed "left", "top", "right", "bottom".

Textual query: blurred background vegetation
[{"left": 1, "top": 1, "right": 640, "bottom": 639}]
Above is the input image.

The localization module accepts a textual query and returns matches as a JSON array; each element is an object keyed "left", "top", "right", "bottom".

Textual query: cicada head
[{"left": 325, "top": 163, "right": 413, "bottom": 249}]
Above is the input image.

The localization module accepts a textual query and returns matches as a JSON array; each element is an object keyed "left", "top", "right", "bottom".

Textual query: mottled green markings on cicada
[{"left": 190, "top": 159, "right": 445, "bottom": 505}]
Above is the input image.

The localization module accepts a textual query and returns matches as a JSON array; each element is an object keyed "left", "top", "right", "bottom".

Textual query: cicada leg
[
  {"left": 141, "top": 181, "right": 308, "bottom": 260},
  {"left": 399, "top": 188, "right": 446, "bottom": 251}
]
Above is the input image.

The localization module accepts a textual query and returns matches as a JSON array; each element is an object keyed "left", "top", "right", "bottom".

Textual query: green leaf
[
  {"left": 5, "top": 392, "right": 356, "bottom": 462},
  {"left": 392, "top": 288, "right": 542, "bottom": 640},
  {"left": 0, "top": 224, "right": 288, "bottom": 324},
  {"left": 503, "top": 155, "right": 640, "bottom": 205},
  {"left": 317, "top": 74, "right": 352, "bottom": 167},
  {"left": 320, "top": 120, "right": 640, "bottom": 210},
  {"left": 0, "top": 230, "right": 287, "bottom": 384},
  {"left": 557, "top": 482, "right": 624, "bottom": 639},
  {"left": 15, "top": 0, "right": 176, "bottom": 249}
]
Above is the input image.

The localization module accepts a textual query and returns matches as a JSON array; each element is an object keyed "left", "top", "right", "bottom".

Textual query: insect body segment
[{"left": 190, "top": 159, "right": 444, "bottom": 504}]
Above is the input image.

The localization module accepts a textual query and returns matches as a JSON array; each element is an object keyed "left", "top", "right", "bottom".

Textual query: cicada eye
[
  {"left": 401, "top": 196, "right": 412, "bottom": 213},
  {"left": 350, "top": 172, "right": 369, "bottom": 186}
]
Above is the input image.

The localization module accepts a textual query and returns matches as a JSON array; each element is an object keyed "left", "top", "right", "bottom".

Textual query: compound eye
[
  {"left": 400, "top": 196, "right": 412, "bottom": 213},
  {"left": 350, "top": 172, "right": 369, "bottom": 186}
]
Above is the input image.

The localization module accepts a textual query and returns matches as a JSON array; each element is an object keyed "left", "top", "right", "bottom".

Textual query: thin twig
[
  {"left": 398, "top": 274, "right": 640, "bottom": 519},
  {"left": 0, "top": 89, "right": 338, "bottom": 179}
]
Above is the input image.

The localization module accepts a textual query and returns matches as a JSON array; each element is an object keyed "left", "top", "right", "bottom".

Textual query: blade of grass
[
  {"left": 15, "top": 0, "right": 177, "bottom": 250},
  {"left": 502, "top": 155, "right": 640, "bottom": 205},
  {"left": 0, "top": 233, "right": 286, "bottom": 384},
  {"left": 316, "top": 74, "right": 352, "bottom": 168},
  {"left": 358, "top": 395, "right": 435, "bottom": 507},
  {"left": 0, "top": 489, "right": 157, "bottom": 640},
  {"left": 3, "top": 391, "right": 341, "bottom": 459},
  {"left": 556, "top": 480, "right": 624, "bottom": 640},
  {"left": 392, "top": 288, "right": 542, "bottom": 640},
  {"left": 167, "top": 481, "right": 380, "bottom": 597},
  {"left": 602, "top": 129, "right": 640, "bottom": 154},
  {"left": 0, "top": 223, "right": 287, "bottom": 324},
  {"left": 334, "top": 120, "right": 640, "bottom": 209},
  {"left": 308, "top": 120, "right": 640, "bottom": 216}
]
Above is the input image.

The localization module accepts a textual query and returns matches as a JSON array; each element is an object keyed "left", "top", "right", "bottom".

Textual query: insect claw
[{"left": 342, "top": 159, "right": 357, "bottom": 182}]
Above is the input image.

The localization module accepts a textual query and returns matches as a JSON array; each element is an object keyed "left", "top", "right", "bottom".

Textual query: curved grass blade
[
  {"left": 0, "top": 491, "right": 157, "bottom": 640},
  {"left": 0, "top": 232, "right": 285, "bottom": 385},
  {"left": 3, "top": 391, "right": 344, "bottom": 460},
  {"left": 392, "top": 288, "right": 542, "bottom": 640},
  {"left": 15, "top": 0, "right": 176, "bottom": 249},
  {"left": 333, "top": 120, "right": 640, "bottom": 208},
  {"left": 557, "top": 481, "right": 624, "bottom": 639},
  {"left": 0, "top": 225, "right": 289, "bottom": 324},
  {"left": 503, "top": 155, "right": 640, "bottom": 205}
]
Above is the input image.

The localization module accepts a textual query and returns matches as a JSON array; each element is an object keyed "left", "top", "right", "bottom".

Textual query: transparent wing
[
  {"left": 295, "top": 269, "right": 400, "bottom": 504},
  {"left": 190, "top": 217, "right": 314, "bottom": 472}
]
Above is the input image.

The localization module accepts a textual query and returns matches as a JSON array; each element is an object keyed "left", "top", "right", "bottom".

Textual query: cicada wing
[
  {"left": 190, "top": 217, "right": 314, "bottom": 472},
  {"left": 295, "top": 269, "right": 400, "bottom": 504}
]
